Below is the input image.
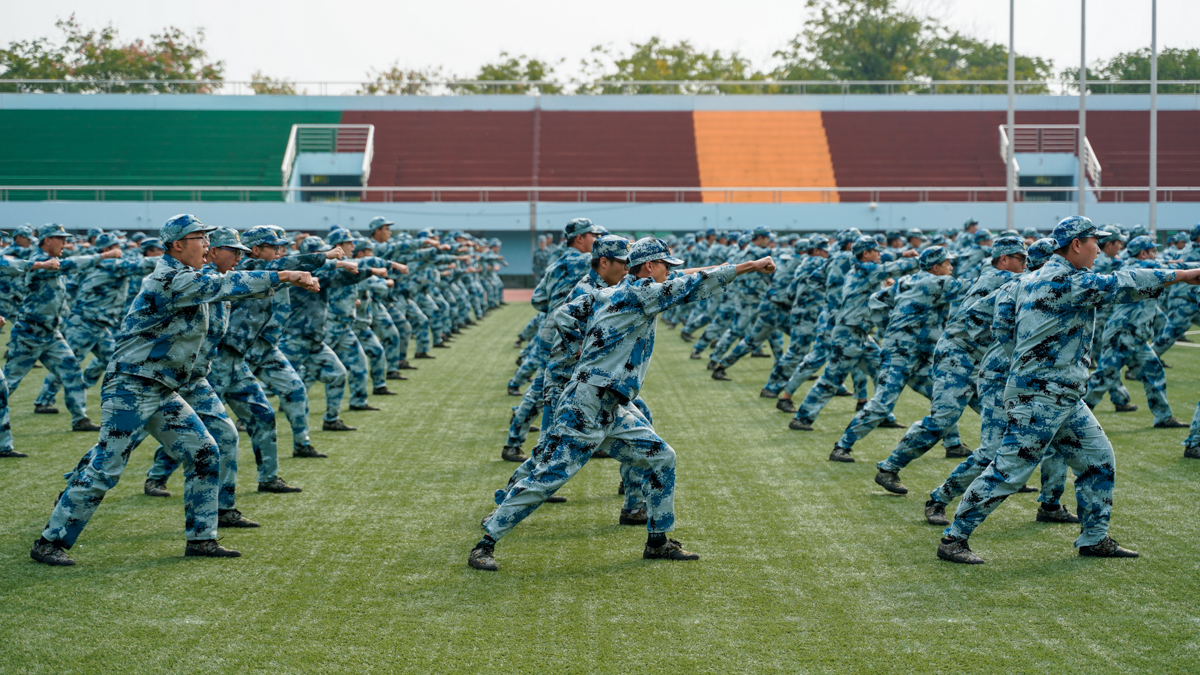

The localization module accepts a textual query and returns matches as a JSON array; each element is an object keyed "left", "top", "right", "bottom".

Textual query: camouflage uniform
[
  {"left": 879, "top": 247, "right": 1025, "bottom": 470},
  {"left": 39, "top": 215, "right": 286, "bottom": 554},
  {"left": 35, "top": 235, "right": 153, "bottom": 407},
  {"left": 762, "top": 245, "right": 825, "bottom": 395},
  {"left": 0, "top": 255, "right": 43, "bottom": 456},
  {"left": 793, "top": 239, "right": 918, "bottom": 426},
  {"left": 485, "top": 252, "right": 739, "bottom": 544},
  {"left": 834, "top": 247, "right": 972, "bottom": 454},
  {"left": 715, "top": 233, "right": 796, "bottom": 373},
  {"left": 946, "top": 218, "right": 1177, "bottom": 550},
  {"left": 1152, "top": 226, "right": 1200, "bottom": 356},
  {"left": 4, "top": 225, "right": 106, "bottom": 426}
]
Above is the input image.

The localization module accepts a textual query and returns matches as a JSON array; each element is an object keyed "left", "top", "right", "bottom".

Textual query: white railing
[
  {"left": 997, "top": 124, "right": 1102, "bottom": 187},
  {"left": 4, "top": 78, "right": 1200, "bottom": 96},
  {"left": 281, "top": 124, "right": 374, "bottom": 188},
  {"left": 1, "top": 184, "right": 1192, "bottom": 203}
]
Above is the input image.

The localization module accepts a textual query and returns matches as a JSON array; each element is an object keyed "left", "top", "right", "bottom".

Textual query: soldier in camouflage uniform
[
  {"left": 762, "top": 238, "right": 828, "bottom": 397},
  {"left": 827, "top": 245, "right": 973, "bottom": 462},
  {"left": 279, "top": 235, "right": 361, "bottom": 432},
  {"left": 0, "top": 254, "right": 64, "bottom": 458},
  {"left": 789, "top": 236, "right": 918, "bottom": 430},
  {"left": 352, "top": 238, "right": 399, "bottom": 396},
  {"left": 1152, "top": 223, "right": 1200, "bottom": 358},
  {"left": 923, "top": 239, "right": 1073, "bottom": 527},
  {"left": 33, "top": 232, "right": 155, "bottom": 413},
  {"left": 4, "top": 223, "right": 125, "bottom": 431},
  {"left": 1083, "top": 236, "right": 1190, "bottom": 427},
  {"left": 0, "top": 224, "right": 36, "bottom": 325},
  {"left": 30, "top": 214, "right": 319, "bottom": 566},
  {"left": 469, "top": 237, "right": 776, "bottom": 572},
  {"left": 937, "top": 217, "right": 1200, "bottom": 565},
  {"left": 711, "top": 226, "right": 789, "bottom": 380},
  {"left": 142, "top": 227, "right": 262, "bottom": 529},
  {"left": 874, "top": 236, "right": 1029, "bottom": 483}
]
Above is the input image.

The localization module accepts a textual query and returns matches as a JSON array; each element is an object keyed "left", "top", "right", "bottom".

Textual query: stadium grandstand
[{"left": 2, "top": 91, "right": 1198, "bottom": 276}]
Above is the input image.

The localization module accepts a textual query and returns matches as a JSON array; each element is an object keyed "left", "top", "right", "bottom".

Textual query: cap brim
[
  {"left": 663, "top": 256, "right": 684, "bottom": 266},
  {"left": 219, "top": 243, "right": 253, "bottom": 253},
  {"left": 1092, "top": 229, "right": 1112, "bottom": 238}
]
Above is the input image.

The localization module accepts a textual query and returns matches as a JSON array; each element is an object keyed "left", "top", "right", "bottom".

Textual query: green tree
[
  {"left": 1063, "top": 47, "right": 1200, "bottom": 93},
  {"left": 358, "top": 63, "right": 445, "bottom": 95},
  {"left": 577, "top": 38, "right": 765, "bottom": 94},
  {"left": 771, "top": 0, "right": 1052, "bottom": 93},
  {"left": 250, "top": 70, "right": 299, "bottom": 95},
  {"left": 0, "top": 15, "right": 223, "bottom": 93},
  {"left": 456, "top": 52, "right": 563, "bottom": 94}
]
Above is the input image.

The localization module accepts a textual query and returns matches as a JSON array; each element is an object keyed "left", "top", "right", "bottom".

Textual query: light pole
[
  {"left": 1150, "top": 0, "right": 1158, "bottom": 235},
  {"left": 1006, "top": 0, "right": 1016, "bottom": 230},
  {"left": 1078, "top": 0, "right": 1087, "bottom": 216}
]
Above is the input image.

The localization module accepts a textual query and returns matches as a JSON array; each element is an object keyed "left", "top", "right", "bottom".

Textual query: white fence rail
[{"left": 281, "top": 124, "right": 375, "bottom": 188}]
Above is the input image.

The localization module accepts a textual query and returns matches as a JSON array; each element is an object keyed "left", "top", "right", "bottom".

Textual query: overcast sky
[{"left": 2, "top": 0, "right": 1196, "bottom": 88}]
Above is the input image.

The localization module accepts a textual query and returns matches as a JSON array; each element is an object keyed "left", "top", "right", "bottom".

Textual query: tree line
[{"left": 2, "top": 2, "right": 1197, "bottom": 95}]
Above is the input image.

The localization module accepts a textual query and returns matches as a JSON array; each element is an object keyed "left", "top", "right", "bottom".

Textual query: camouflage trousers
[
  {"left": 836, "top": 339, "right": 954, "bottom": 451},
  {"left": 355, "top": 322, "right": 388, "bottom": 391},
  {"left": 0, "top": 370, "right": 13, "bottom": 453},
  {"left": 794, "top": 326, "right": 880, "bottom": 425},
  {"left": 210, "top": 348, "right": 283, "bottom": 484},
  {"left": 34, "top": 315, "right": 112, "bottom": 407},
  {"left": 693, "top": 295, "right": 738, "bottom": 353},
  {"left": 429, "top": 290, "right": 452, "bottom": 342},
  {"left": 405, "top": 298, "right": 431, "bottom": 355},
  {"left": 416, "top": 293, "right": 444, "bottom": 348},
  {"left": 248, "top": 345, "right": 312, "bottom": 452},
  {"left": 372, "top": 306, "right": 402, "bottom": 372},
  {"left": 509, "top": 323, "right": 552, "bottom": 389},
  {"left": 3, "top": 321, "right": 90, "bottom": 424},
  {"left": 718, "top": 301, "right": 789, "bottom": 370},
  {"left": 947, "top": 388, "right": 1115, "bottom": 548},
  {"left": 145, "top": 377, "right": 241, "bottom": 511},
  {"left": 782, "top": 318, "right": 869, "bottom": 400},
  {"left": 1084, "top": 333, "right": 1173, "bottom": 425},
  {"left": 763, "top": 316, "right": 817, "bottom": 395},
  {"left": 496, "top": 383, "right": 650, "bottom": 514},
  {"left": 484, "top": 381, "right": 675, "bottom": 541},
  {"left": 931, "top": 377, "right": 1068, "bottom": 509},
  {"left": 682, "top": 297, "right": 715, "bottom": 334},
  {"left": 43, "top": 373, "right": 222, "bottom": 547},
  {"left": 280, "top": 336, "right": 348, "bottom": 422},
  {"left": 505, "top": 369, "right": 544, "bottom": 449},
  {"left": 385, "top": 301, "right": 412, "bottom": 363},
  {"left": 326, "top": 321, "right": 371, "bottom": 408},
  {"left": 878, "top": 340, "right": 980, "bottom": 472},
  {"left": 517, "top": 312, "right": 542, "bottom": 342},
  {"left": 1152, "top": 286, "right": 1199, "bottom": 356}
]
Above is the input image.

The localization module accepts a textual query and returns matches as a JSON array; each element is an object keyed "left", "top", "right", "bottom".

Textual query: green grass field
[{"left": 2, "top": 303, "right": 1199, "bottom": 674}]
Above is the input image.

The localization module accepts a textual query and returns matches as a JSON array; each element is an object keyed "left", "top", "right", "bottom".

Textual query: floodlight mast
[
  {"left": 1150, "top": 0, "right": 1158, "bottom": 235},
  {"left": 1006, "top": 0, "right": 1015, "bottom": 231},
  {"left": 1078, "top": 0, "right": 1087, "bottom": 217}
]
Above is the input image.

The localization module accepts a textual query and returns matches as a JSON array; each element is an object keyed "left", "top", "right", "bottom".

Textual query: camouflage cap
[
  {"left": 1027, "top": 238, "right": 1058, "bottom": 269},
  {"left": 367, "top": 216, "right": 394, "bottom": 233},
  {"left": 299, "top": 236, "right": 329, "bottom": 254},
  {"left": 241, "top": 225, "right": 290, "bottom": 248},
  {"left": 12, "top": 224, "right": 34, "bottom": 239},
  {"left": 705, "top": 227, "right": 717, "bottom": 237},
  {"left": 973, "top": 229, "right": 994, "bottom": 243},
  {"left": 327, "top": 229, "right": 356, "bottom": 247},
  {"left": 564, "top": 218, "right": 605, "bottom": 240},
  {"left": 919, "top": 245, "right": 955, "bottom": 269},
  {"left": 93, "top": 233, "right": 121, "bottom": 249},
  {"left": 1022, "top": 228, "right": 1040, "bottom": 239},
  {"left": 1168, "top": 232, "right": 1187, "bottom": 245},
  {"left": 139, "top": 237, "right": 165, "bottom": 252},
  {"left": 628, "top": 237, "right": 683, "bottom": 267},
  {"left": 1190, "top": 223, "right": 1200, "bottom": 241},
  {"left": 353, "top": 237, "right": 375, "bottom": 255},
  {"left": 591, "top": 235, "right": 631, "bottom": 262},
  {"left": 795, "top": 237, "right": 811, "bottom": 250},
  {"left": 873, "top": 233, "right": 887, "bottom": 245},
  {"left": 1051, "top": 215, "right": 1111, "bottom": 249},
  {"left": 129, "top": 232, "right": 146, "bottom": 243},
  {"left": 837, "top": 228, "right": 863, "bottom": 247},
  {"left": 1126, "top": 235, "right": 1160, "bottom": 256},
  {"left": 990, "top": 235, "right": 1027, "bottom": 259},
  {"left": 906, "top": 228, "right": 924, "bottom": 239},
  {"left": 752, "top": 225, "right": 772, "bottom": 239},
  {"left": 490, "top": 238, "right": 501, "bottom": 247},
  {"left": 963, "top": 218, "right": 979, "bottom": 229},
  {"left": 160, "top": 214, "right": 216, "bottom": 245},
  {"left": 37, "top": 223, "right": 70, "bottom": 239},
  {"left": 851, "top": 235, "right": 879, "bottom": 256},
  {"left": 209, "top": 227, "right": 252, "bottom": 253},
  {"left": 87, "top": 228, "right": 103, "bottom": 239},
  {"left": 1127, "top": 224, "right": 1148, "bottom": 239}
]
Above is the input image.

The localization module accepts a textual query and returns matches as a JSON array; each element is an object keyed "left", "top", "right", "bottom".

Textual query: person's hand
[
  {"left": 754, "top": 256, "right": 776, "bottom": 273},
  {"left": 1178, "top": 268, "right": 1200, "bottom": 285},
  {"left": 282, "top": 270, "right": 320, "bottom": 292},
  {"left": 438, "top": 243, "right": 451, "bottom": 251},
  {"left": 0, "top": 316, "right": 7, "bottom": 329},
  {"left": 456, "top": 255, "right": 471, "bottom": 261},
  {"left": 335, "top": 259, "right": 359, "bottom": 274},
  {"left": 901, "top": 249, "right": 919, "bottom": 258},
  {"left": 390, "top": 262, "right": 408, "bottom": 274},
  {"left": 883, "top": 278, "right": 895, "bottom": 288},
  {"left": 325, "top": 247, "right": 345, "bottom": 260},
  {"left": 371, "top": 267, "right": 387, "bottom": 278},
  {"left": 385, "top": 279, "right": 395, "bottom": 288},
  {"left": 101, "top": 248, "right": 123, "bottom": 259},
  {"left": 355, "top": 298, "right": 361, "bottom": 307},
  {"left": 32, "top": 258, "right": 61, "bottom": 271}
]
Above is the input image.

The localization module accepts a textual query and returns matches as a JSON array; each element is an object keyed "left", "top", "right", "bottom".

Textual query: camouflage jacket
[
  {"left": 940, "top": 266, "right": 1019, "bottom": 359},
  {"left": 221, "top": 253, "right": 327, "bottom": 357},
  {"left": 70, "top": 256, "right": 156, "bottom": 328},
  {"left": 556, "top": 265, "right": 737, "bottom": 403},
  {"left": 835, "top": 257, "right": 919, "bottom": 331},
  {"left": 1006, "top": 254, "right": 1176, "bottom": 396},
  {"left": 110, "top": 254, "right": 281, "bottom": 389},
  {"left": 16, "top": 250, "right": 104, "bottom": 333},
  {"left": 532, "top": 246, "right": 591, "bottom": 314}
]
